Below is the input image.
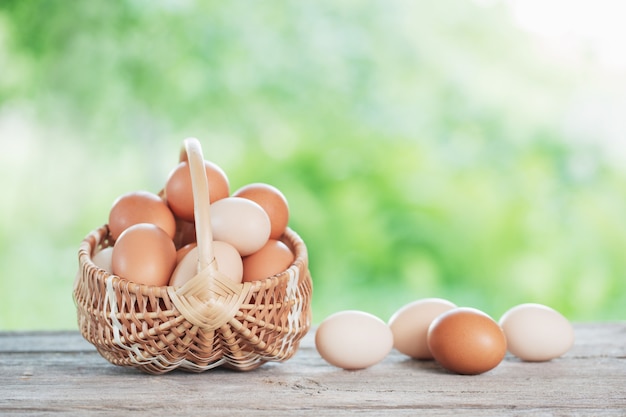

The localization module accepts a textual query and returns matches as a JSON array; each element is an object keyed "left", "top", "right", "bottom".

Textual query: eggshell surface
[
  {"left": 388, "top": 298, "right": 457, "bottom": 359},
  {"left": 108, "top": 190, "right": 176, "bottom": 241},
  {"left": 233, "top": 183, "right": 290, "bottom": 239},
  {"left": 499, "top": 303, "right": 574, "bottom": 362},
  {"left": 165, "top": 160, "right": 230, "bottom": 222},
  {"left": 427, "top": 307, "right": 507, "bottom": 375},
  {"left": 209, "top": 197, "right": 271, "bottom": 256},
  {"left": 92, "top": 247, "right": 113, "bottom": 273},
  {"left": 176, "top": 243, "right": 197, "bottom": 264},
  {"left": 169, "top": 242, "right": 243, "bottom": 287},
  {"left": 112, "top": 223, "right": 177, "bottom": 287},
  {"left": 242, "top": 239, "right": 294, "bottom": 282},
  {"left": 315, "top": 310, "right": 393, "bottom": 370},
  {"left": 169, "top": 245, "right": 200, "bottom": 287}
]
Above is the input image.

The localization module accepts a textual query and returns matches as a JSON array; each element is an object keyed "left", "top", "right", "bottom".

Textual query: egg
[
  {"left": 165, "top": 160, "right": 230, "bottom": 222},
  {"left": 242, "top": 239, "right": 294, "bottom": 282},
  {"left": 112, "top": 223, "right": 177, "bottom": 286},
  {"left": 169, "top": 241, "right": 243, "bottom": 286},
  {"left": 176, "top": 242, "right": 196, "bottom": 264},
  {"left": 427, "top": 307, "right": 507, "bottom": 375},
  {"left": 108, "top": 190, "right": 176, "bottom": 241},
  {"left": 315, "top": 310, "right": 393, "bottom": 370},
  {"left": 388, "top": 298, "right": 457, "bottom": 359},
  {"left": 212, "top": 241, "right": 244, "bottom": 283},
  {"left": 209, "top": 197, "right": 271, "bottom": 256},
  {"left": 91, "top": 247, "right": 113, "bottom": 273},
  {"left": 499, "top": 303, "right": 574, "bottom": 362},
  {"left": 233, "top": 183, "right": 290, "bottom": 240}
]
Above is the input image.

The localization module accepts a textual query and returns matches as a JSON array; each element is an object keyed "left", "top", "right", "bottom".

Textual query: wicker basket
[{"left": 73, "top": 138, "right": 313, "bottom": 374}]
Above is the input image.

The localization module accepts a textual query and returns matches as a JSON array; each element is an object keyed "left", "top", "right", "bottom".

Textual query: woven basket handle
[
  {"left": 183, "top": 137, "right": 215, "bottom": 275},
  {"left": 167, "top": 138, "right": 248, "bottom": 331}
]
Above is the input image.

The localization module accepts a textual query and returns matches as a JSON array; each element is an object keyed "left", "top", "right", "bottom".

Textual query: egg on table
[
  {"left": 499, "top": 303, "right": 574, "bottom": 362},
  {"left": 315, "top": 310, "right": 393, "bottom": 370},
  {"left": 388, "top": 298, "right": 457, "bottom": 360},
  {"left": 427, "top": 307, "right": 507, "bottom": 375}
]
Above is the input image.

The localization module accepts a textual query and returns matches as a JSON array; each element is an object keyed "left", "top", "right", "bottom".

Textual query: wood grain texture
[{"left": 1, "top": 323, "right": 625, "bottom": 416}]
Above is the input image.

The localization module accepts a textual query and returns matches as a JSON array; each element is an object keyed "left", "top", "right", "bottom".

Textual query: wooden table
[{"left": 1, "top": 323, "right": 625, "bottom": 416}]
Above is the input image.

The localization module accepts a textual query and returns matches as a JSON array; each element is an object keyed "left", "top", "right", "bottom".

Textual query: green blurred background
[{"left": 1, "top": 0, "right": 625, "bottom": 330}]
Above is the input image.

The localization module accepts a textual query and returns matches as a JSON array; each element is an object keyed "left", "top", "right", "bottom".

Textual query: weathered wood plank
[{"left": 1, "top": 323, "right": 625, "bottom": 416}]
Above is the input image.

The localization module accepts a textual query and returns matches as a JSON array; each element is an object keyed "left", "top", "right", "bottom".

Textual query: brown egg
[
  {"left": 242, "top": 239, "right": 294, "bottom": 282},
  {"left": 427, "top": 307, "right": 507, "bottom": 375},
  {"left": 112, "top": 223, "right": 177, "bottom": 286},
  {"left": 233, "top": 183, "right": 289, "bottom": 239},
  {"left": 176, "top": 242, "right": 197, "bottom": 264},
  {"left": 108, "top": 190, "right": 176, "bottom": 241},
  {"left": 165, "top": 160, "right": 230, "bottom": 222}
]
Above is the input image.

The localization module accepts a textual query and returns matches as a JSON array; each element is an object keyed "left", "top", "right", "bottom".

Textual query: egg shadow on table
[
  {"left": 395, "top": 357, "right": 502, "bottom": 376},
  {"left": 395, "top": 357, "right": 447, "bottom": 375}
]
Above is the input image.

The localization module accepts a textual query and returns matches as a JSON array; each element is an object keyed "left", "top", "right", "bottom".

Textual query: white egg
[
  {"left": 499, "top": 303, "right": 574, "bottom": 362},
  {"left": 209, "top": 197, "right": 271, "bottom": 256},
  {"left": 92, "top": 247, "right": 113, "bottom": 273},
  {"left": 315, "top": 310, "right": 393, "bottom": 370},
  {"left": 169, "top": 242, "right": 243, "bottom": 286},
  {"left": 388, "top": 298, "right": 457, "bottom": 359}
]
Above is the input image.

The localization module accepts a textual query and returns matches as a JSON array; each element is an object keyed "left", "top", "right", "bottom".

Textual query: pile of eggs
[
  {"left": 315, "top": 300, "right": 575, "bottom": 374},
  {"left": 91, "top": 158, "right": 295, "bottom": 287}
]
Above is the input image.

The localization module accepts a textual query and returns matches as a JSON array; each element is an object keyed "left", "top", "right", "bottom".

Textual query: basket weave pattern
[{"left": 73, "top": 139, "right": 313, "bottom": 374}]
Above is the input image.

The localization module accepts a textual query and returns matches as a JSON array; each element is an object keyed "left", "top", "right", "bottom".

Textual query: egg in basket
[{"left": 74, "top": 138, "right": 313, "bottom": 374}]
